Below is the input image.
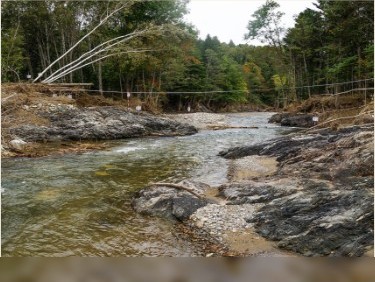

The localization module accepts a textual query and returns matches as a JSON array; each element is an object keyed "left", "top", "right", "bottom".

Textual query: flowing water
[{"left": 1, "top": 112, "right": 291, "bottom": 256}]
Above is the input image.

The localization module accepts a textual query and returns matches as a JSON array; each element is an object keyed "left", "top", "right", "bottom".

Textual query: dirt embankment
[{"left": 268, "top": 93, "right": 374, "bottom": 129}]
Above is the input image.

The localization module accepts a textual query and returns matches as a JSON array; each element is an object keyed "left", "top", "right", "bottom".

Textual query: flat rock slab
[
  {"left": 10, "top": 107, "right": 197, "bottom": 142},
  {"left": 248, "top": 177, "right": 374, "bottom": 257},
  {"left": 227, "top": 156, "right": 278, "bottom": 182}
]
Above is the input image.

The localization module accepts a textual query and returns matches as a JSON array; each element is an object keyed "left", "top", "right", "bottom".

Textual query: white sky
[{"left": 184, "top": 0, "right": 318, "bottom": 45}]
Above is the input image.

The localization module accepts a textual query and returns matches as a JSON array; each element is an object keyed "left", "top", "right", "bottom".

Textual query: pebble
[
  {"left": 166, "top": 113, "right": 228, "bottom": 129},
  {"left": 189, "top": 203, "right": 261, "bottom": 244}
]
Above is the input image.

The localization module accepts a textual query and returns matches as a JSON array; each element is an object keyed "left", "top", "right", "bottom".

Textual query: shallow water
[{"left": 1, "top": 112, "right": 290, "bottom": 256}]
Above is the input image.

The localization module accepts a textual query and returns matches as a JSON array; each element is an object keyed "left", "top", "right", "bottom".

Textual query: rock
[
  {"left": 268, "top": 113, "right": 291, "bottom": 124},
  {"left": 9, "top": 107, "right": 198, "bottom": 142},
  {"left": 280, "top": 114, "right": 315, "bottom": 128},
  {"left": 218, "top": 124, "right": 374, "bottom": 256},
  {"left": 218, "top": 179, "right": 300, "bottom": 205},
  {"left": 269, "top": 112, "right": 315, "bottom": 128},
  {"left": 165, "top": 112, "right": 228, "bottom": 130},
  {"left": 247, "top": 178, "right": 373, "bottom": 256},
  {"left": 9, "top": 139, "right": 27, "bottom": 151},
  {"left": 219, "top": 125, "right": 373, "bottom": 164},
  {"left": 132, "top": 181, "right": 210, "bottom": 221}
]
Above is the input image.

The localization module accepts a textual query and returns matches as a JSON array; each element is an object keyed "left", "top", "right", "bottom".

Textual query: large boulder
[
  {"left": 268, "top": 113, "right": 292, "bottom": 124},
  {"left": 132, "top": 181, "right": 210, "bottom": 221},
  {"left": 280, "top": 114, "right": 315, "bottom": 127},
  {"left": 269, "top": 112, "right": 315, "bottom": 128}
]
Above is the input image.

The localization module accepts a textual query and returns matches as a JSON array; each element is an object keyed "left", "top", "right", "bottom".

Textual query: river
[{"left": 1, "top": 112, "right": 290, "bottom": 256}]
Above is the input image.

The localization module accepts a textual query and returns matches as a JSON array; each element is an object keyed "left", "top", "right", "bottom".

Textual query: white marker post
[
  {"left": 127, "top": 92, "right": 131, "bottom": 110},
  {"left": 136, "top": 105, "right": 142, "bottom": 114}
]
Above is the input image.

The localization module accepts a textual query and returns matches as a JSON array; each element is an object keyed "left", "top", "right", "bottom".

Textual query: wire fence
[{"left": 49, "top": 78, "right": 374, "bottom": 101}]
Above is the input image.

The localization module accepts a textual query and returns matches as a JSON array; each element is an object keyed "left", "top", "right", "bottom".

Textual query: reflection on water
[{"left": 1, "top": 112, "right": 289, "bottom": 256}]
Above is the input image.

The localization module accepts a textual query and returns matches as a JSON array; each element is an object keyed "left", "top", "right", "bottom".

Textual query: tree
[
  {"left": 245, "top": 0, "right": 285, "bottom": 49},
  {"left": 1, "top": 26, "right": 25, "bottom": 81}
]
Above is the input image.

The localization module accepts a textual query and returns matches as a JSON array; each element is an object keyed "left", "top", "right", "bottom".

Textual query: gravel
[
  {"left": 189, "top": 203, "right": 260, "bottom": 242},
  {"left": 165, "top": 112, "right": 228, "bottom": 129}
]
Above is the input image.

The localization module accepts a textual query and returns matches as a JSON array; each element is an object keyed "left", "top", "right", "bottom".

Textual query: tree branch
[{"left": 33, "top": 2, "right": 132, "bottom": 82}]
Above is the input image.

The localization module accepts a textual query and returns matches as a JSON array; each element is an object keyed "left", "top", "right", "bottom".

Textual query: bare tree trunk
[
  {"left": 119, "top": 70, "right": 123, "bottom": 99},
  {"left": 69, "top": 53, "right": 73, "bottom": 83},
  {"left": 98, "top": 60, "right": 103, "bottom": 96},
  {"left": 303, "top": 52, "right": 311, "bottom": 98},
  {"left": 34, "top": 3, "right": 128, "bottom": 82}
]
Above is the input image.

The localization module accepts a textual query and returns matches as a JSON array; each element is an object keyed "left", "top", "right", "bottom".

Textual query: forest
[{"left": 1, "top": 0, "right": 374, "bottom": 111}]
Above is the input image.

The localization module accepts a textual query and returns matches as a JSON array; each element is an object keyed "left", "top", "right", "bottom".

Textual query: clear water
[{"left": 1, "top": 112, "right": 289, "bottom": 256}]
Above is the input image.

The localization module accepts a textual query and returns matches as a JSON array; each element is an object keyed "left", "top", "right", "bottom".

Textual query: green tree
[{"left": 245, "top": 0, "right": 285, "bottom": 49}]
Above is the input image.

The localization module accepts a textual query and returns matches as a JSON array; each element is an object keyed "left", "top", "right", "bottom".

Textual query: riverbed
[{"left": 1, "top": 112, "right": 290, "bottom": 256}]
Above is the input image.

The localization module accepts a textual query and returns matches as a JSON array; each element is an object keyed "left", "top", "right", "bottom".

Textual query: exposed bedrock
[
  {"left": 10, "top": 106, "right": 197, "bottom": 142},
  {"left": 218, "top": 124, "right": 374, "bottom": 256},
  {"left": 219, "top": 177, "right": 373, "bottom": 256},
  {"left": 132, "top": 124, "right": 373, "bottom": 256}
]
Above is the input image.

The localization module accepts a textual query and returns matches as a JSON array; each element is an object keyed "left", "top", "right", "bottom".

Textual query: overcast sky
[{"left": 184, "top": 0, "right": 318, "bottom": 45}]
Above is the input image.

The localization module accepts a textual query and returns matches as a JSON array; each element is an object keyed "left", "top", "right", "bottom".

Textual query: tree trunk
[
  {"left": 303, "top": 52, "right": 311, "bottom": 98},
  {"left": 98, "top": 60, "right": 103, "bottom": 96}
]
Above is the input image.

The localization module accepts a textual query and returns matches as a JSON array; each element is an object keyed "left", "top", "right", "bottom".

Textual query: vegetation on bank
[{"left": 1, "top": 0, "right": 374, "bottom": 111}]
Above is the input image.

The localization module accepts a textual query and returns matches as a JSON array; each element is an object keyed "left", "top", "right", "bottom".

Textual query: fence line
[
  {"left": 49, "top": 78, "right": 374, "bottom": 96},
  {"left": 318, "top": 88, "right": 374, "bottom": 96}
]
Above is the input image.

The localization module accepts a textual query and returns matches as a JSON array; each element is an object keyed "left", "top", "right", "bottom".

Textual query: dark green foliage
[
  {"left": 2, "top": 0, "right": 373, "bottom": 110},
  {"left": 285, "top": 1, "right": 374, "bottom": 98}
]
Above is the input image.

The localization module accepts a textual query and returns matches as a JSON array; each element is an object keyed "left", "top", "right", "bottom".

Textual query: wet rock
[
  {"left": 280, "top": 114, "right": 315, "bottom": 128},
  {"left": 269, "top": 113, "right": 315, "bottom": 128},
  {"left": 219, "top": 125, "right": 373, "bottom": 166},
  {"left": 268, "top": 113, "right": 292, "bottom": 124},
  {"left": 219, "top": 134, "right": 326, "bottom": 160},
  {"left": 132, "top": 181, "right": 210, "bottom": 221},
  {"left": 9, "top": 107, "right": 197, "bottom": 142}
]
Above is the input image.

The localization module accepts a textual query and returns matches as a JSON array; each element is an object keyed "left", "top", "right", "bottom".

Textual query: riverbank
[
  {"left": 1, "top": 100, "right": 199, "bottom": 158},
  {"left": 133, "top": 122, "right": 374, "bottom": 256},
  {"left": 2, "top": 112, "right": 286, "bottom": 257},
  {"left": 1, "top": 84, "right": 263, "bottom": 158}
]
